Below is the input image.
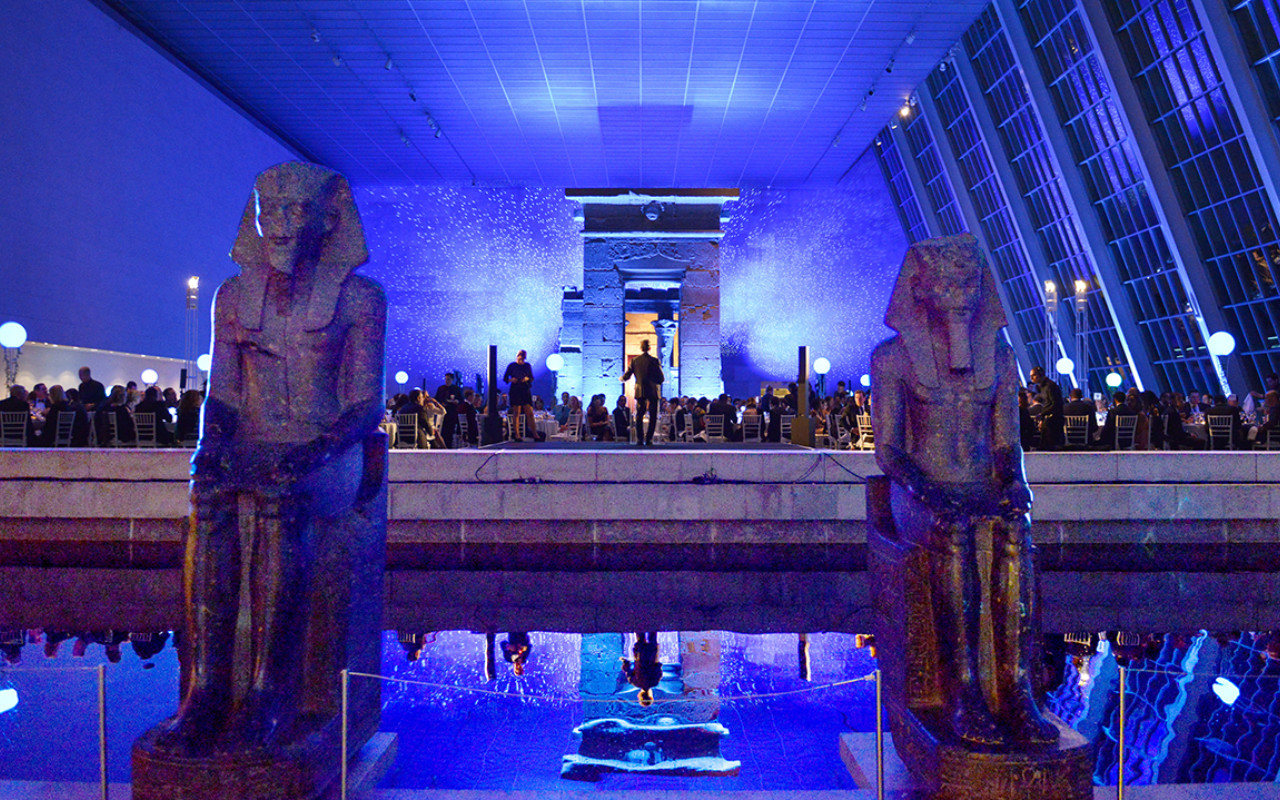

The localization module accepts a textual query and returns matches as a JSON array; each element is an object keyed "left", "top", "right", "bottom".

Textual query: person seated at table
[
  {"left": 1063, "top": 388, "right": 1099, "bottom": 446},
  {"left": 396, "top": 389, "right": 432, "bottom": 449},
  {"left": 1206, "top": 393, "right": 1246, "bottom": 449},
  {"left": 63, "top": 389, "right": 92, "bottom": 447},
  {"left": 93, "top": 386, "right": 135, "bottom": 446},
  {"left": 613, "top": 395, "right": 632, "bottom": 442},
  {"left": 587, "top": 394, "right": 614, "bottom": 441},
  {"left": 709, "top": 393, "right": 740, "bottom": 441},
  {"left": 1141, "top": 390, "right": 1165, "bottom": 451},
  {"left": 1017, "top": 388, "right": 1038, "bottom": 451},
  {"left": 173, "top": 390, "right": 203, "bottom": 445},
  {"left": 1162, "top": 395, "right": 1204, "bottom": 450},
  {"left": 1096, "top": 391, "right": 1128, "bottom": 450},
  {"left": 0, "top": 385, "right": 36, "bottom": 445},
  {"left": 134, "top": 386, "right": 174, "bottom": 445},
  {"left": 35, "top": 385, "right": 91, "bottom": 447},
  {"left": 1257, "top": 390, "right": 1280, "bottom": 446}
]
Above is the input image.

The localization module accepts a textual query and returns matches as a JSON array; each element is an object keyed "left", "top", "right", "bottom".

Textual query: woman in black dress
[{"left": 502, "top": 349, "right": 537, "bottom": 442}]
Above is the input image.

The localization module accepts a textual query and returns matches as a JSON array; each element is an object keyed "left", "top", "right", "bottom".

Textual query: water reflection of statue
[
  {"left": 154, "top": 162, "right": 387, "bottom": 756},
  {"left": 871, "top": 234, "right": 1056, "bottom": 747}
]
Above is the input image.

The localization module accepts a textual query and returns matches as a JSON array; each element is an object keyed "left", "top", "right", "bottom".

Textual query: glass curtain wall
[
  {"left": 1106, "top": 0, "right": 1280, "bottom": 388},
  {"left": 1227, "top": 0, "right": 1280, "bottom": 140},
  {"left": 965, "top": 6, "right": 1132, "bottom": 393},
  {"left": 872, "top": 124, "right": 933, "bottom": 243},
  {"left": 903, "top": 107, "right": 970, "bottom": 236},
  {"left": 1017, "top": 0, "right": 1219, "bottom": 393},
  {"left": 925, "top": 64, "right": 1055, "bottom": 375}
]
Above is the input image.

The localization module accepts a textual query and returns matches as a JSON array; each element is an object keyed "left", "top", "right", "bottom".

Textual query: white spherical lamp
[
  {"left": 860, "top": 373, "right": 872, "bottom": 388},
  {"left": 394, "top": 370, "right": 409, "bottom": 385},
  {"left": 813, "top": 357, "right": 831, "bottom": 375},
  {"left": 1105, "top": 371, "right": 1123, "bottom": 388},
  {"left": 141, "top": 369, "right": 159, "bottom": 385},
  {"left": 1207, "top": 331, "right": 1236, "bottom": 356},
  {"left": 1055, "top": 357, "right": 1074, "bottom": 375},
  {"left": 546, "top": 353, "right": 564, "bottom": 372},
  {"left": 0, "top": 322, "right": 27, "bottom": 349},
  {"left": 196, "top": 354, "right": 212, "bottom": 372}
]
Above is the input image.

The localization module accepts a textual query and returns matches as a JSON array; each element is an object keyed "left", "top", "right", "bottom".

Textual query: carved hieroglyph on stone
[
  {"left": 133, "top": 161, "right": 388, "bottom": 800},
  {"left": 867, "top": 234, "right": 1091, "bottom": 799}
]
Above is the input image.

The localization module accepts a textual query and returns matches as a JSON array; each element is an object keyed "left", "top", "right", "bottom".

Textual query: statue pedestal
[{"left": 866, "top": 476, "right": 1093, "bottom": 800}]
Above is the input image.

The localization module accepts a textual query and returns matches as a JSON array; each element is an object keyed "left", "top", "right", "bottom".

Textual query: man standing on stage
[{"left": 622, "top": 339, "right": 664, "bottom": 446}]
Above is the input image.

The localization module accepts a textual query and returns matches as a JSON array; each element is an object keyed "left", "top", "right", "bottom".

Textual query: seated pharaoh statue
[
  {"left": 867, "top": 234, "right": 1090, "bottom": 799},
  {"left": 134, "top": 162, "right": 389, "bottom": 800}
]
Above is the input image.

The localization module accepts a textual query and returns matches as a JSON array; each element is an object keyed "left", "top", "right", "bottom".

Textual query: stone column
[{"left": 651, "top": 318, "right": 678, "bottom": 391}]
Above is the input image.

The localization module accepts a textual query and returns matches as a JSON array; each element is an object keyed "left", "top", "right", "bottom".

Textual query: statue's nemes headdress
[
  {"left": 230, "top": 161, "right": 368, "bottom": 331},
  {"left": 882, "top": 233, "right": 1007, "bottom": 389}
]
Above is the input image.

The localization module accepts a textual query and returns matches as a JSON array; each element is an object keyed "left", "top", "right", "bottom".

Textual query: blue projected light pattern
[{"left": 357, "top": 154, "right": 905, "bottom": 398}]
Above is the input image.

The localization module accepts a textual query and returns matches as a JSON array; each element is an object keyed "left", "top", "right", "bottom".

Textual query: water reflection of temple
[{"left": 563, "top": 631, "right": 740, "bottom": 781}]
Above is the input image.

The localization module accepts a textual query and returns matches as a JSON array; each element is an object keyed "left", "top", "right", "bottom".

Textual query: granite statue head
[
  {"left": 230, "top": 161, "right": 368, "bottom": 331},
  {"left": 883, "top": 233, "right": 1005, "bottom": 389}
]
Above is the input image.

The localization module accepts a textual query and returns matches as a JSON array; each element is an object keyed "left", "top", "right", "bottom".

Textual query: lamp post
[
  {"left": 1074, "top": 280, "right": 1088, "bottom": 393},
  {"left": 813, "top": 357, "right": 831, "bottom": 399},
  {"left": 185, "top": 276, "right": 200, "bottom": 390},
  {"left": 0, "top": 321, "right": 27, "bottom": 390},
  {"left": 1043, "top": 280, "right": 1059, "bottom": 378}
]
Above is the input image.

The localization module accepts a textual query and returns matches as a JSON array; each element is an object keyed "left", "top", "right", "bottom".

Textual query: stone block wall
[
  {"left": 678, "top": 240, "right": 722, "bottom": 399},
  {"left": 581, "top": 239, "right": 625, "bottom": 402}
]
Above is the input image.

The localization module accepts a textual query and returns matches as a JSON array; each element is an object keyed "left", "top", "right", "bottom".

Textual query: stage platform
[{"left": 477, "top": 440, "right": 813, "bottom": 452}]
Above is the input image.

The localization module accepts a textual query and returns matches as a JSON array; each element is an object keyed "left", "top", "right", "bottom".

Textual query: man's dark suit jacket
[
  {"left": 623, "top": 353, "right": 663, "bottom": 399},
  {"left": 1063, "top": 399, "right": 1098, "bottom": 439}
]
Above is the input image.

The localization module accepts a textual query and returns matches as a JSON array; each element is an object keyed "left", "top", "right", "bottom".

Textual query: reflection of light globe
[
  {"left": 813, "top": 357, "right": 831, "bottom": 375},
  {"left": 1105, "top": 372, "right": 1123, "bottom": 388},
  {"left": 1213, "top": 676, "right": 1240, "bottom": 705},
  {"left": 0, "top": 688, "right": 16, "bottom": 714},
  {"left": 394, "top": 370, "right": 409, "bottom": 385},
  {"left": 1055, "top": 357, "right": 1074, "bottom": 375},
  {"left": 546, "top": 353, "right": 564, "bottom": 372},
  {"left": 141, "top": 369, "right": 158, "bottom": 385},
  {"left": 860, "top": 374, "right": 871, "bottom": 387},
  {"left": 196, "top": 354, "right": 212, "bottom": 372},
  {"left": 0, "top": 321, "right": 27, "bottom": 349},
  {"left": 1207, "top": 331, "right": 1236, "bottom": 356}
]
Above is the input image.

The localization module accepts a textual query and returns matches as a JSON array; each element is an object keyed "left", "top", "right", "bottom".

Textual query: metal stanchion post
[
  {"left": 875, "top": 669, "right": 884, "bottom": 800},
  {"left": 1117, "top": 665, "right": 1126, "bottom": 800},
  {"left": 341, "top": 668, "right": 349, "bottom": 800},
  {"left": 98, "top": 664, "right": 107, "bottom": 800}
]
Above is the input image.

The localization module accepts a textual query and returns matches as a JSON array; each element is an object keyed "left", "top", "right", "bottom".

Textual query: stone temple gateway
[{"left": 555, "top": 189, "right": 738, "bottom": 404}]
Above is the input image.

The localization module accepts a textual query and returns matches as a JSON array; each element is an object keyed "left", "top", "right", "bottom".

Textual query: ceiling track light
[
  {"left": 409, "top": 91, "right": 417, "bottom": 102},
  {"left": 384, "top": 56, "right": 393, "bottom": 70},
  {"left": 904, "top": 29, "right": 917, "bottom": 46},
  {"left": 331, "top": 55, "right": 343, "bottom": 67},
  {"left": 885, "top": 58, "right": 894, "bottom": 74},
  {"left": 310, "top": 27, "right": 320, "bottom": 42}
]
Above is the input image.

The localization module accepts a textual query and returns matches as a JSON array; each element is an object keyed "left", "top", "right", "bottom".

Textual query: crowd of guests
[
  {"left": 1021, "top": 367, "right": 1279, "bottom": 451},
  {"left": 1, "top": 367, "right": 204, "bottom": 447}
]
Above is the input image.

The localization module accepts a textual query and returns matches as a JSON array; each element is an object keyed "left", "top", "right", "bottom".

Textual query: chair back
[
  {"left": 134, "top": 413, "right": 157, "bottom": 447},
  {"left": 781, "top": 414, "right": 795, "bottom": 442},
  {"left": 1205, "top": 414, "right": 1236, "bottom": 450},
  {"left": 565, "top": 411, "right": 582, "bottom": 442},
  {"left": 0, "top": 411, "right": 27, "bottom": 447},
  {"left": 457, "top": 414, "right": 473, "bottom": 447},
  {"left": 106, "top": 413, "right": 124, "bottom": 447},
  {"left": 394, "top": 413, "right": 419, "bottom": 449},
  {"left": 704, "top": 414, "right": 725, "bottom": 443},
  {"left": 1113, "top": 414, "right": 1138, "bottom": 450},
  {"left": 855, "top": 414, "right": 875, "bottom": 450},
  {"left": 55, "top": 411, "right": 75, "bottom": 447},
  {"left": 1063, "top": 415, "right": 1091, "bottom": 449},
  {"left": 742, "top": 415, "right": 761, "bottom": 443}
]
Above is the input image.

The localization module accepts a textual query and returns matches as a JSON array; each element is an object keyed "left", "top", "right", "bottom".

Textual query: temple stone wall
[
  {"left": 677, "top": 241, "right": 722, "bottom": 399},
  {"left": 581, "top": 240, "right": 625, "bottom": 402}
]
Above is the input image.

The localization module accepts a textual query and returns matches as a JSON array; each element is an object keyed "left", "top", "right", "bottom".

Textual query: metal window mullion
[{"left": 892, "top": 113, "right": 947, "bottom": 240}]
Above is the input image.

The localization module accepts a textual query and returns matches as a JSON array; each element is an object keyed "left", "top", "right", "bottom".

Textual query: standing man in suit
[{"left": 622, "top": 339, "right": 664, "bottom": 446}]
